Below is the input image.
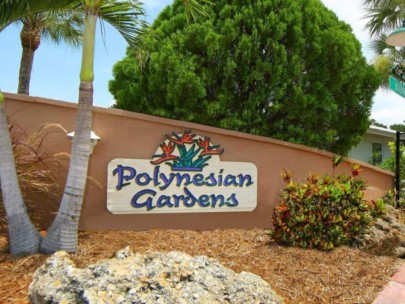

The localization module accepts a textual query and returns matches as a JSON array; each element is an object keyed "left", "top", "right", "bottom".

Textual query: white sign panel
[{"left": 107, "top": 131, "right": 257, "bottom": 214}]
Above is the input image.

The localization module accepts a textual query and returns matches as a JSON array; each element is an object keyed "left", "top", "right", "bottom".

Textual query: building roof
[{"left": 367, "top": 125, "right": 397, "bottom": 138}]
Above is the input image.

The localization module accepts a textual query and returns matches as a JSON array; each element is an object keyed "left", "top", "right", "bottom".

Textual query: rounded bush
[{"left": 270, "top": 166, "right": 383, "bottom": 250}]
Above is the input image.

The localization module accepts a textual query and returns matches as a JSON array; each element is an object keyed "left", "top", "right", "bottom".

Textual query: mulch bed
[{"left": 0, "top": 229, "right": 402, "bottom": 304}]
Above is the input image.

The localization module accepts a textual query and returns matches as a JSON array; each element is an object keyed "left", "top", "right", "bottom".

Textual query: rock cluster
[
  {"left": 29, "top": 247, "right": 282, "bottom": 304},
  {"left": 356, "top": 205, "right": 405, "bottom": 258}
]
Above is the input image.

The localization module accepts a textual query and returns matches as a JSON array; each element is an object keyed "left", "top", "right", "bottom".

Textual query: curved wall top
[{"left": 4, "top": 93, "right": 394, "bottom": 230}]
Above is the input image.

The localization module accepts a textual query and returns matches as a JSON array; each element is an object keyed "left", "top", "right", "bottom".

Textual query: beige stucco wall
[{"left": 4, "top": 93, "right": 395, "bottom": 230}]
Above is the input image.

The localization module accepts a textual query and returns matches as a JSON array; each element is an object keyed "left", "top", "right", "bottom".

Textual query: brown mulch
[{"left": 0, "top": 229, "right": 402, "bottom": 304}]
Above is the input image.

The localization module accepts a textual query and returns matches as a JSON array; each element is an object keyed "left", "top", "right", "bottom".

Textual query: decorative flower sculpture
[
  {"left": 166, "top": 130, "right": 196, "bottom": 145},
  {"left": 151, "top": 142, "right": 177, "bottom": 165},
  {"left": 197, "top": 136, "right": 224, "bottom": 156},
  {"left": 151, "top": 130, "right": 224, "bottom": 171}
]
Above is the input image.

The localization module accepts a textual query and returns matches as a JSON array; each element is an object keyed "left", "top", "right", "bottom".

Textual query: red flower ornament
[
  {"left": 151, "top": 142, "right": 177, "bottom": 165},
  {"left": 197, "top": 136, "right": 224, "bottom": 156},
  {"left": 166, "top": 130, "right": 196, "bottom": 145}
]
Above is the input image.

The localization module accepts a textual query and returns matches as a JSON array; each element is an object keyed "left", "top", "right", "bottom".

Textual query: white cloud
[
  {"left": 371, "top": 108, "right": 405, "bottom": 125},
  {"left": 371, "top": 88, "right": 405, "bottom": 126}
]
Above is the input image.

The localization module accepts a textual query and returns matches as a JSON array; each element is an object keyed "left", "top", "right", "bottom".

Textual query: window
[{"left": 371, "top": 143, "right": 383, "bottom": 165}]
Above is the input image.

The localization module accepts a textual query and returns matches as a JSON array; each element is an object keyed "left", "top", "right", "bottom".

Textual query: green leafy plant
[
  {"left": 270, "top": 166, "right": 383, "bottom": 250},
  {"left": 379, "top": 142, "right": 405, "bottom": 176},
  {"left": 368, "top": 198, "right": 387, "bottom": 218},
  {"left": 169, "top": 143, "right": 211, "bottom": 170},
  {"left": 379, "top": 190, "right": 405, "bottom": 208},
  {"left": 369, "top": 151, "right": 383, "bottom": 166},
  {"left": 378, "top": 142, "right": 405, "bottom": 204}
]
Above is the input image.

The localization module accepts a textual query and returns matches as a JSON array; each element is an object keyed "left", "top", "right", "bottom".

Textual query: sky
[{"left": 0, "top": 0, "right": 404, "bottom": 127}]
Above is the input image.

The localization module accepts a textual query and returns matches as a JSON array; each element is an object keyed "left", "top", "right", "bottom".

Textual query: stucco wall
[{"left": 4, "top": 93, "right": 395, "bottom": 230}]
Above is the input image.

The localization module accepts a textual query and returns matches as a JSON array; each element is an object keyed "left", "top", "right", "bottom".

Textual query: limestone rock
[
  {"left": 29, "top": 247, "right": 282, "bottom": 304},
  {"left": 355, "top": 205, "right": 405, "bottom": 258}
]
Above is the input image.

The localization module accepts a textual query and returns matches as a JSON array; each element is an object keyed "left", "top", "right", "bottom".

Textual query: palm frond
[
  {"left": 41, "top": 12, "right": 84, "bottom": 49},
  {"left": 399, "top": 47, "right": 405, "bottom": 60},
  {"left": 369, "top": 33, "right": 392, "bottom": 54},
  {"left": 98, "top": 0, "right": 147, "bottom": 50},
  {"left": 184, "top": 0, "right": 214, "bottom": 24},
  {"left": 363, "top": 0, "right": 405, "bottom": 37},
  {"left": 363, "top": 0, "right": 398, "bottom": 8},
  {"left": 0, "top": 0, "right": 82, "bottom": 32},
  {"left": 364, "top": 7, "right": 403, "bottom": 37}
]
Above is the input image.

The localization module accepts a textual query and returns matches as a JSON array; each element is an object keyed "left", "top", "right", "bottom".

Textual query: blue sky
[
  {"left": 0, "top": 0, "right": 404, "bottom": 127},
  {"left": 0, "top": 0, "right": 172, "bottom": 107}
]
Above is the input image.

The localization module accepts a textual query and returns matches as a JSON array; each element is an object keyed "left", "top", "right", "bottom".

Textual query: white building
[{"left": 348, "top": 125, "right": 396, "bottom": 165}]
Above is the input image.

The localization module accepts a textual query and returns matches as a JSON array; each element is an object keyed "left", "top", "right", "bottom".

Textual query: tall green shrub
[{"left": 270, "top": 166, "right": 382, "bottom": 250}]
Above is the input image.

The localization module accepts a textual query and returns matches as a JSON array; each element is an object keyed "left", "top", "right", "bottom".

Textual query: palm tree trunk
[
  {"left": 0, "top": 93, "right": 41, "bottom": 255},
  {"left": 18, "top": 23, "right": 40, "bottom": 95},
  {"left": 40, "top": 9, "right": 97, "bottom": 253},
  {"left": 17, "top": 46, "right": 35, "bottom": 95}
]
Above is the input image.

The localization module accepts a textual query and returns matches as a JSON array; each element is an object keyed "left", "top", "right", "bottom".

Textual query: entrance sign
[
  {"left": 389, "top": 75, "right": 405, "bottom": 98},
  {"left": 107, "top": 130, "right": 257, "bottom": 214}
]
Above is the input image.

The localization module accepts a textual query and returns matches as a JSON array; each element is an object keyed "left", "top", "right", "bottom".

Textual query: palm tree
[
  {"left": 17, "top": 12, "right": 83, "bottom": 95},
  {"left": 40, "top": 0, "right": 213, "bottom": 254},
  {"left": 1, "top": 0, "right": 211, "bottom": 256},
  {"left": 39, "top": 0, "right": 147, "bottom": 253},
  {"left": 0, "top": 0, "right": 146, "bottom": 255},
  {"left": 0, "top": 0, "right": 84, "bottom": 256},
  {"left": 0, "top": 91, "right": 42, "bottom": 255}
]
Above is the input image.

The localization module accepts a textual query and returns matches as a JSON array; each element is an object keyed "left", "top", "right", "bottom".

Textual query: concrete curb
[{"left": 373, "top": 263, "right": 405, "bottom": 304}]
